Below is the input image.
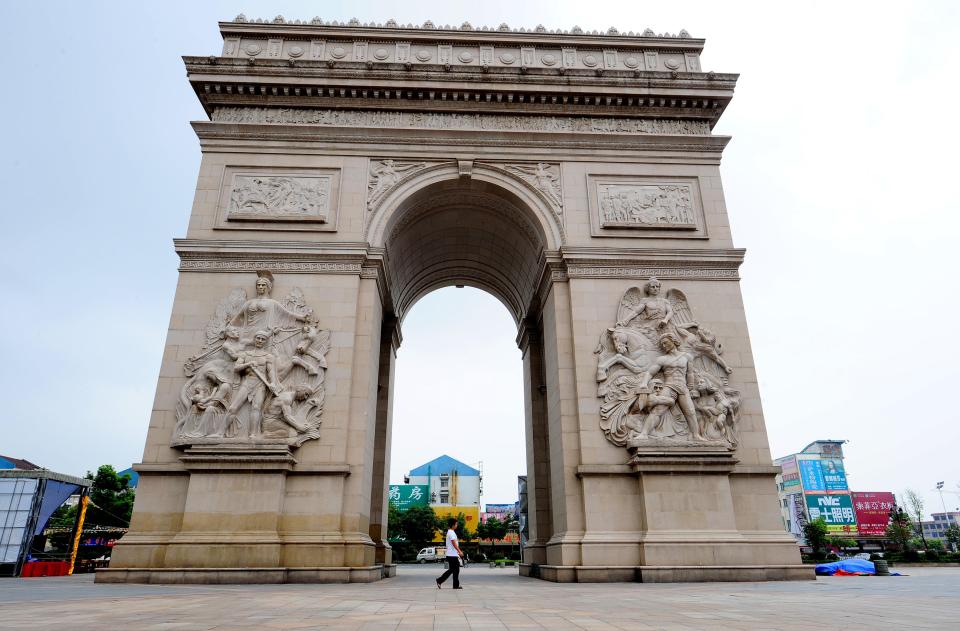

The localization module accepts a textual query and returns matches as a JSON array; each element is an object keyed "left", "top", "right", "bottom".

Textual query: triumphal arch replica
[{"left": 100, "top": 16, "right": 806, "bottom": 584}]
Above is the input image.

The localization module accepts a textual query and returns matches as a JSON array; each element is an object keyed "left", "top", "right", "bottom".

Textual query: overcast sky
[{"left": 2, "top": 1, "right": 958, "bottom": 517}]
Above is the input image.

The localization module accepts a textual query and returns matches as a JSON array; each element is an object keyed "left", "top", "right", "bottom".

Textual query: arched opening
[
  {"left": 380, "top": 175, "right": 552, "bottom": 325},
  {"left": 369, "top": 176, "right": 556, "bottom": 573},
  {"left": 390, "top": 287, "right": 524, "bottom": 565}
]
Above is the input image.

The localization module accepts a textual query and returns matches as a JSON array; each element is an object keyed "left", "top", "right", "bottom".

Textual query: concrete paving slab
[{"left": 0, "top": 565, "right": 957, "bottom": 630}]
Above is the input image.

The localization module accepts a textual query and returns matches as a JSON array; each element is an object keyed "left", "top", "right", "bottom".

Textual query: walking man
[{"left": 435, "top": 517, "right": 464, "bottom": 589}]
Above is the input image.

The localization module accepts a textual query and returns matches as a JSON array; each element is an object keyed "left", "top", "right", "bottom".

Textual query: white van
[{"left": 416, "top": 547, "right": 444, "bottom": 563}]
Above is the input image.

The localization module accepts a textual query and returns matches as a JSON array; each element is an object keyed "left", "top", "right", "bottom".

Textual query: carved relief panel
[
  {"left": 587, "top": 175, "right": 707, "bottom": 239},
  {"left": 215, "top": 167, "right": 341, "bottom": 232},
  {"left": 595, "top": 279, "right": 740, "bottom": 460},
  {"left": 174, "top": 271, "right": 331, "bottom": 449}
]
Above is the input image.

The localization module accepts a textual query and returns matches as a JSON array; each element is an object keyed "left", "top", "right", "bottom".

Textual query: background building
[
  {"left": 404, "top": 455, "right": 481, "bottom": 507},
  {"left": 775, "top": 440, "right": 857, "bottom": 540},
  {"left": 775, "top": 440, "right": 899, "bottom": 553},
  {"left": 0, "top": 455, "right": 41, "bottom": 471},
  {"left": 921, "top": 511, "right": 960, "bottom": 547}
]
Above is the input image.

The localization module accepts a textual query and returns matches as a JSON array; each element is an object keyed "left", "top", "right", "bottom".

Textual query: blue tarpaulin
[
  {"left": 34, "top": 480, "right": 83, "bottom": 536},
  {"left": 815, "top": 558, "right": 876, "bottom": 575}
]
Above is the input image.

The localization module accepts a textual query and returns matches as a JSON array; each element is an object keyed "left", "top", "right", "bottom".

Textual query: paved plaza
[{"left": 1, "top": 565, "right": 958, "bottom": 630}]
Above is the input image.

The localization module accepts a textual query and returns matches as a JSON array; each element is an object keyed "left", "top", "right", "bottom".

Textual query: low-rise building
[
  {"left": 921, "top": 511, "right": 960, "bottom": 546},
  {"left": 404, "top": 455, "right": 481, "bottom": 507},
  {"left": 0, "top": 455, "right": 41, "bottom": 471}
]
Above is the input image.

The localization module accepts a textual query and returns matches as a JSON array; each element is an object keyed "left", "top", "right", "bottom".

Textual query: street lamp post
[{"left": 935, "top": 481, "right": 953, "bottom": 552}]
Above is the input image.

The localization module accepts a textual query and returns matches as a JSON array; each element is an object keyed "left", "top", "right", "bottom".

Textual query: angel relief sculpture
[
  {"left": 595, "top": 277, "right": 742, "bottom": 455},
  {"left": 173, "top": 271, "right": 331, "bottom": 448}
]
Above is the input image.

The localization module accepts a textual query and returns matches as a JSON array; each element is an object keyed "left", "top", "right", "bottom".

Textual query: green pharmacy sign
[{"left": 388, "top": 484, "right": 429, "bottom": 511}]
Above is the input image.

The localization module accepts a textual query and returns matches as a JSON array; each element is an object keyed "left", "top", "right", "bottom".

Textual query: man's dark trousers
[{"left": 437, "top": 556, "right": 460, "bottom": 588}]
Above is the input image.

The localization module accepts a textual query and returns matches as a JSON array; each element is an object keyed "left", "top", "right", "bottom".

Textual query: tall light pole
[{"left": 936, "top": 481, "right": 952, "bottom": 552}]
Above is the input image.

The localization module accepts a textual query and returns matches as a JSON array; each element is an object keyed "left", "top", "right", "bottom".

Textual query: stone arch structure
[
  {"left": 376, "top": 172, "right": 556, "bottom": 324},
  {"left": 101, "top": 18, "right": 808, "bottom": 584}
]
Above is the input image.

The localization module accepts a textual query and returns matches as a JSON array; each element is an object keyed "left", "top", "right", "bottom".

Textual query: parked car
[{"left": 416, "top": 547, "right": 445, "bottom": 563}]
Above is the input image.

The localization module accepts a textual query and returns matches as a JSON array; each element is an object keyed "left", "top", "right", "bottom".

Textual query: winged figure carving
[{"left": 595, "top": 277, "right": 741, "bottom": 454}]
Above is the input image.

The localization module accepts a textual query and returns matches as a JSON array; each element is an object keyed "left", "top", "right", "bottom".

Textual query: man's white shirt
[{"left": 445, "top": 529, "right": 459, "bottom": 556}]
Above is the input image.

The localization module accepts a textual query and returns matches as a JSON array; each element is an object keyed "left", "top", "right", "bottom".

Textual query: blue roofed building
[
  {"left": 117, "top": 467, "right": 140, "bottom": 488},
  {"left": 405, "top": 455, "right": 481, "bottom": 507},
  {"left": 0, "top": 455, "right": 41, "bottom": 471}
]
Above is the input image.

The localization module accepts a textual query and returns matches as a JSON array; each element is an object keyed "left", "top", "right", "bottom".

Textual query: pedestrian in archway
[{"left": 435, "top": 517, "right": 464, "bottom": 589}]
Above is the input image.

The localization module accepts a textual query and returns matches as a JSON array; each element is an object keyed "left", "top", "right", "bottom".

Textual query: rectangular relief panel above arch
[
  {"left": 586, "top": 174, "right": 708, "bottom": 240},
  {"left": 214, "top": 165, "right": 343, "bottom": 232}
]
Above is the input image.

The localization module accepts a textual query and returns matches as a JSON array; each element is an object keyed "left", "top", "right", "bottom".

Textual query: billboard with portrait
[{"left": 799, "top": 459, "right": 848, "bottom": 492}]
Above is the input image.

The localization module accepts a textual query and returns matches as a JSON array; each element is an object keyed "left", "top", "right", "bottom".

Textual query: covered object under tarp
[{"left": 815, "top": 558, "right": 876, "bottom": 575}]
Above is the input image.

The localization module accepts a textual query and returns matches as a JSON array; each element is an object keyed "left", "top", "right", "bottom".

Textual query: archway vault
[{"left": 374, "top": 166, "right": 558, "bottom": 325}]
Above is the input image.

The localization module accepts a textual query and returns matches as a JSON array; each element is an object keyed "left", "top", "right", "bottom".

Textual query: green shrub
[
  {"left": 903, "top": 549, "right": 920, "bottom": 562},
  {"left": 925, "top": 548, "right": 941, "bottom": 562}
]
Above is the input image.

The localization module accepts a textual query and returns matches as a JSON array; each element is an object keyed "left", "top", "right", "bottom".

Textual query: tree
[
  {"left": 86, "top": 465, "right": 136, "bottom": 527},
  {"left": 44, "top": 465, "right": 135, "bottom": 557},
  {"left": 945, "top": 524, "right": 960, "bottom": 552},
  {"left": 902, "top": 489, "right": 928, "bottom": 550},
  {"left": 456, "top": 512, "right": 475, "bottom": 542},
  {"left": 477, "top": 516, "right": 509, "bottom": 557},
  {"left": 828, "top": 536, "right": 857, "bottom": 550},
  {"left": 886, "top": 507, "right": 913, "bottom": 551},
  {"left": 478, "top": 516, "right": 509, "bottom": 542},
  {"left": 399, "top": 506, "right": 439, "bottom": 551},
  {"left": 387, "top": 502, "right": 403, "bottom": 542},
  {"left": 802, "top": 517, "right": 830, "bottom": 555},
  {"left": 433, "top": 512, "right": 475, "bottom": 543},
  {"left": 47, "top": 465, "right": 136, "bottom": 531}
]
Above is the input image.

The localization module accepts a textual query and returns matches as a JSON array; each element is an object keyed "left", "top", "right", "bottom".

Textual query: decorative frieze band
[
  {"left": 179, "top": 259, "right": 362, "bottom": 274},
  {"left": 211, "top": 107, "right": 710, "bottom": 136},
  {"left": 566, "top": 265, "right": 739, "bottom": 280}
]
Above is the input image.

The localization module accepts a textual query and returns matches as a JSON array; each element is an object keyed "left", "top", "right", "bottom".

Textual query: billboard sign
[
  {"left": 780, "top": 457, "right": 801, "bottom": 490},
  {"left": 799, "top": 459, "right": 848, "bottom": 492},
  {"left": 388, "top": 484, "right": 429, "bottom": 511},
  {"left": 851, "top": 491, "right": 896, "bottom": 537},
  {"left": 805, "top": 494, "right": 858, "bottom": 534},
  {"left": 799, "top": 459, "right": 825, "bottom": 491},
  {"left": 485, "top": 503, "right": 516, "bottom": 515}
]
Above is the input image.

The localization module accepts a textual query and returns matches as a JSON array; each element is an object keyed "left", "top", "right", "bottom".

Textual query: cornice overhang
[{"left": 184, "top": 57, "right": 735, "bottom": 125}]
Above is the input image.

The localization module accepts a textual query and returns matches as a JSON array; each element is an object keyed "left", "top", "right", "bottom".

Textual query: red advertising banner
[{"left": 851, "top": 491, "right": 896, "bottom": 536}]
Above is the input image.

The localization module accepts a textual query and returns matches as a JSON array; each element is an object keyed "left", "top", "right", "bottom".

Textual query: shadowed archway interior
[{"left": 383, "top": 179, "right": 548, "bottom": 325}]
